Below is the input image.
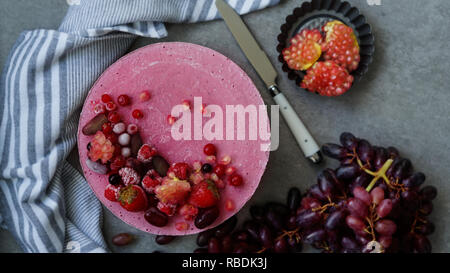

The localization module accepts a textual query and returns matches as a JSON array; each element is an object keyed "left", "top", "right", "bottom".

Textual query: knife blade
[{"left": 215, "top": 0, "right": 322, "bottom": 163}]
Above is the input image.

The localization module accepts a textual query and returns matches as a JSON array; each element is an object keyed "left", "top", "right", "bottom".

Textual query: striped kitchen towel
[{"left": 0, "top": 0, "right": 279, "bottom": 253}]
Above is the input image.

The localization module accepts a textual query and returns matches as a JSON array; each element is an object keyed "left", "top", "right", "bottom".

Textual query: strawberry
[
  {"left": 188, "top": 179, "right": 220, "bottom": 208},
  {"left": 117, "top": 185, "right": 148, "bottom": 212},
  {"left": 168, "top": 162, "right": 191, "bottom": 180},
  {"left": 282, "top": 29, "right": 323, "bottom": 71},
  {"left": 104, "top": 184, "right": 120, "bottom": 202},
  {"left": 154, "top": 177, "right": 191, "bottom": 205},
  {"left": 88, "top": 131, "right": 115, "bottom": 164},
  {"left": 141, "top": 169, "right": 162, "bottom": 194},
  {"left": 322, "top": 20, "right": 360, "bottom": 72},
  {"left": 301, "top": 61, "right": 354, "bottom": 97}
]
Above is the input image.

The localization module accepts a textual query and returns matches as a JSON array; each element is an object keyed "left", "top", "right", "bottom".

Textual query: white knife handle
[{"left": 272, "top": 88, "right": 322, "bottom": 163}]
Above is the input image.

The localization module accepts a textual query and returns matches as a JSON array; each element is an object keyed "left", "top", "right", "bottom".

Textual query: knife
[{"left": 215, "top": 0, "right": 322, "bottom": 163}]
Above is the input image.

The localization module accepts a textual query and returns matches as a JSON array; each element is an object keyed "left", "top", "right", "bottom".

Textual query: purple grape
[
  {"left": 392, "top": 159, "right": 413, "bottom": 180},
  {"left": 197, "top": 229, "right": 215, "bottom": 247},
  {"left": 304, "top": 229, "right": 327, "bottom": 244},
  {"left": 250, "top": 205, "right": 266, "bottom": 222},
  {"left": 416, "top": 222, "right": 435, "bottom": 235},
  {"left": 274, "top": 237, "right": 289, "bottom": 253},
  {"left": 419, "top": 201, "right": 433, "bottom": 216},
  {"left": 353, "top": 186, "right": 372, "bottom": 206},
  {"left": 374, "top": 147, "right": 389, "bottom": 170},
  {"left": 264, "top": 209, "right": 285, "bottom": 231},
  {"left": 336, "top": 163, "right": 361, "bottom": 181},
  {"left": 387, "top": 147, "right": 399, "bottom": 159},
  {"left": 259, "top": 225, "right": 273, "bottom": 249},
  {"left": 195, "top": 206, "right": 219, "bottom": 229},
  {"left": 379, "top": 236, "right": 393, "bottom": 249},
  {"left": 208, "top": 237, "right": 221, "bottom": 253},
  {"left": 346, "top": 215, "right": 366, "bottom": 231},
  {"left": 287, "top": 236, "right": 303, "bottom": 252},
  {"left": 318, "top": 169, "right": 337, "bottom": 197},
  {"left": 221, "top": 235, "right": 233, "bottom": 253},
  {"left": 325, "top": 210, "right": 346, "bottom": 230},
  {"left": 243, "top": 220, "right": 260, "bottom": 241},
  {"left": 352, "top": 173, "right": 371, "bottom": 190},
  {"left": 341, "top": 236, "right": 359, "bottom": 251},
  {"left": 413, "top": 234, "right": 431, "bottom": 253},
  {"left": 377, "top": 199, "right": 393, "bottom": 218},
  {"left": 155, "top": 235, "right": 175, "bottom": 245},
  {"left": 370, "top": 187, "right": 385, "bottom": 205},
  {"left": 357, "top": 139, "right": 374, "bottom": 165},
  {"left": 308, "top": 184, "right": 327, "bottom": 201},
  {"left": 420, "top": 186, "right": 437, "bottom": 201},
  {"left": 234, "top": 230, "right": 250, "bottom": 242},
  {"left": 144, "top": 207, "right": 168, "bottom": 227},
  {"left": 322, "top": 143, "right": 348, "bottom": 159},
  {"left": 194, "top": 248, "right": 208, "bottom": 253},
  {"left": 347, "top": 198, "right": 369, "bottom": 219},
  {"left": 375, "top": 219, "right": 397, "bottom": 236},
  {"left": 296, "top": 210, "right": 322, "bottom": 228},
  {"left": 340, "top": 132, "right": 358, "bottom": 150},
  {"left": 401, "top": 191, "right": 420, "bottom": 212},
  {"left": 403, "top": 172, "right": 426, "bottom": 188},
  {"left": 215, "top": 215, "right": 237, "bottom": 238}
]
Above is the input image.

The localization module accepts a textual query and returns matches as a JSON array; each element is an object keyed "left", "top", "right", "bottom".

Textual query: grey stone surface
[{"left": 0, "top": 0, "right": 449, "bottom": 253}]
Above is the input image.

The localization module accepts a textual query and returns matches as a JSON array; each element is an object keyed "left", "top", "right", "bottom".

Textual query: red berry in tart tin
[{"left": 277, "top": 0, "right": 375, "bottom": 96}]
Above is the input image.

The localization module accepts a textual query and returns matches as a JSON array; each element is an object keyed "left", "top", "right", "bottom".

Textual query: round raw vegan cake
[{"left": 78, "top": 42, "right": 270, "bottom": 235}]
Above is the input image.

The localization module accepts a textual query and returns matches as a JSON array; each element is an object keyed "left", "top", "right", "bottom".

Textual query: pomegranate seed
[
  {"left": 139, "top": 91, "right": 151, "bottom": 102},
  {"left": 127, "top": 124, "right": 138, "bottom": 135},
  {"left": 215, "top": 179, "right": 225, "bottom": 189},
  {"left": 225, "top": 166, "right": 236, "bottom": 176},
  {"left": 219, "top": 155, "right": 231, "bottom": 165},
  {"left": 93, "top": 104, "right": 106, "bottom": 114},
  {"left": 108, "top": 111, "right": 121, "bottom": 123},
  {"left": 112, "top": 123, "right": 126, "bottom": 134},
  {"left": 132, "top": 109, "right": 143, "bottom": 119},
  {"left": 102, "top": 122, "right": 113, "bottom": 134},
  {"left": 106, "top": 133, "right": 118, "bottom": 144},
  {"left": 175, "top": 222, "right": 189, "bottom": 231},
  {"left": 210, "top": 173, "right": 219, "bottom": 182},
  {"left": 182, "top": 100, "right": 191, "bottom": 110},
  {"left": 229, "top": 173, "right": 243, "bottom": 187},
  {"left": 167, "top": 115, "right": 177, "bottom": 125},
  {"left": 205, "top": 155, "right": 216, "bottom": 163},
  {"left": 203, "top": 143, "right": 216, "bottom": 156},
  {"left": 105, "top": 101, "right": 117, "bottom": 111},
  {"left": 225, "top": 199, "right": 235, "bottom": 211},
  {"left": 101, "top": 94, "right": 112, "bottom": 103},
  {"left": 117, "top": 94, "right": 131, "bottom": 106},
  {"left": 213, "top": 164, "right": 226, "bottom": 177},
  {"left": 192, "top": 161, "right": 202, "bottom": 172}
]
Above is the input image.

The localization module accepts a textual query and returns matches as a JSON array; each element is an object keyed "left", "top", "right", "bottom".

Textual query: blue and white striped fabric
[{"left": 0, "top": 0, "right": 279, "bottom": 253}]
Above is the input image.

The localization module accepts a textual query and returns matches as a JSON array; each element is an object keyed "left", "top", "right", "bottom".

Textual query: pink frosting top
[{"left": 78, "top": 42, "right": 270, "bottom": 235}]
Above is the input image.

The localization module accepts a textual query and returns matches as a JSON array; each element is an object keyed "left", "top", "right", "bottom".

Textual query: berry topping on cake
[
  {"left": 117, "top": 185, "right": 148, "bottom": 212},
  {"left": 322, "top": 21, "right": 360, "bottom": 72},
  {"left": 225, "top": 199, "right": 235, "bottom": 212},
  {"left": 108, "top": 111, "right": 121, "bottom": 123},
  {"left": 110, "top": 155, "right": 126, "bottom": 172},
  {"left": 301, "top": 61, "right": 354, "bottom": 97},
  {"left": 104, "top": 184, "right": 120, "bottom": 202},
  {"left": 155, "top": 178, "right": 191, "bottom": 205},
  {"left": 88, "top": 131, "right": 115, "bottom": 164},
  {"left": 139, "top": 91, "right": 151, "bottom": 102},
  {"left": 137, "top": 144, "right": 158, "bottom": 163},
  {"left": 141, "top": 170, "right": 162, "bottom": 194},
  {"left": 175, "top": 222, "right": 189, "bottom": 231},
  {"left": 282, "top": 29, "right": 323, "bottom": 71},
  {"left": 169, "top": 163, "right": 191, "bottom": 180},
  {"left": 118, "top": 167, "right": 141, "bottom": 186},
  {"left": 213, "top": 164, "right": 226, "bottom": 177},
  {"left": 127, "top": 124, "right": 138, "bottom": 135},
  {"left": 167, "top": 115, "right": 177, "bottom": 125},
  {"left": 93, "top": 103, "right": 106, "bottom": 114},
  {"left": 105, "top": 101, "right": 117, "bottom": 111},
  {"left": 157, "top": 202, "right": 177, "bottom": 216},
  {"left": 101, "top": 93, "right": 112, "bottom": 103},
  {"left": 188, "top": 179, "right": 219, "bottom": 208}
]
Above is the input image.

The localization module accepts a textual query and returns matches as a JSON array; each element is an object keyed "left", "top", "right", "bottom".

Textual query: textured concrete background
[{"left": 0, "top": 0, "right": 449, "bottom": 253}]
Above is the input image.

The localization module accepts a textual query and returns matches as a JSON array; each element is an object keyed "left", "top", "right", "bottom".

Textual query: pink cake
[{"left": 78, "top": 42, "right": 270, "bottom": 235}]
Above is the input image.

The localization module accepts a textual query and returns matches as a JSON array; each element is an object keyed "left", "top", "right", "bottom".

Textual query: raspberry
[
  {"left": 105, "top": 184, "right": 120, "bottom": 202},
  {"left": 137, "top": 144, "right": 158, "bottom": 163},
  {"left": 101, "top": 94, "right": 112, "bottom": 103},
  {"left": 118, "top": 167, "right": 141, "bottom": 186},
  {"left": 228, "top": 173, "right": 243, "bottom": 187},
  {"left": 155, "top": 178, "right": 191, "bottom": 205},
  {"left": 88, "top": 131, "right": 115, "bottom": 164},
  {"left": 282, "top": 29, "right": 323, "bottom": 71},
  {"left": 108, "top": 111, "right": 121, "bottom": 123},
  {"left": 301, "top": 61, "right": 354, "bottom": 97},
  {"left": 169, "top": 163, "right": 191, "bottom": 180},
  {"left": 132, "top": 109, "right": 143, "bottom": 119},
  {"left": 117, "top": 94, "right": 131, "bottom": 106},
  {"left": 179, "top": 204, "right": 199, "bottom": 221},
  {"left": 203, "top": 143, "right": 216, "bottom": 156},
  {"left": 157, "top": 202, "right": 177, "bottom": 216},
  {"left": 322, "top": 21, "right": 360, "bottom": 72},
  {"left": 213, "top": 164, "right": 226, "bottom": 177},
  {"left": 141, "top": 170, "right": 162, "bottom": 194}
]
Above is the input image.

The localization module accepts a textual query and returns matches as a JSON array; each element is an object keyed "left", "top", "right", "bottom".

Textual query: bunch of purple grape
[
  {"left": 191, "top": 188, "right": 303, "bottom": 253},
  {"left": 297, "top": 132, "right": 436, "bottom": 253}
]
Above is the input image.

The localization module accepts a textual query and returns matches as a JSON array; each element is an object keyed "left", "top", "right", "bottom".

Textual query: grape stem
[{"left": 361, "top": 159, "right": 394, "bottom": 192}]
